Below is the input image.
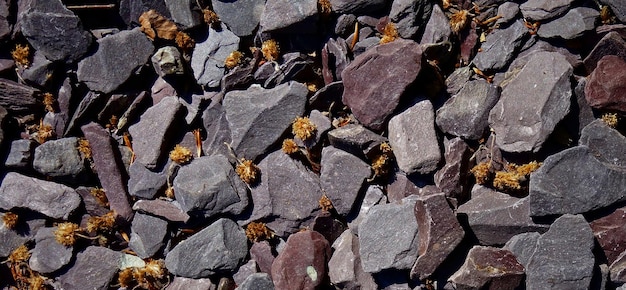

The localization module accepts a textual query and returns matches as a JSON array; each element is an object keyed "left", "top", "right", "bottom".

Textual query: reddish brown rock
[
  {"left": 584, "top": 55, "right": 626, "bottom": 112},
  {"left": 590, "top": 207, "right": 626, "bottom": 265},
  {"left": 448, "top": 246, "right": 525, "bottom": 290},
  {"left": 271, "top": 230, "right": 331, "bottom": 290},
  {"left": 583, "top": 32, "right": 626, "bottom": 73},
  {"left": 250, "top": 241, "right": 275, "bottom": 277}
]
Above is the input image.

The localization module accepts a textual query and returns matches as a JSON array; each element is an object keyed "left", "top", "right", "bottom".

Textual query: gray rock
[
  {"left": 329, "top": 0, "right": 386, "bottom": 14},
  {"left": 29, "top": 227, "right": 73, "bottom": 273},
  {"left": 128, "top": 96, "right": 186, "bottom": 169},
  {"left": 389, "top": 0, "right": 432, "bottom": 40},
  {"left": 420, "top": 3, "right": 450, "bottom": 44},
  {"left": 250, "top": 241, "right": 275, "bottom": 276},
  {"left": 239, "top": 273, "right": 275, "bottom": 290},
  {"left": 173, "top": 155, "right": 249, "bottom": 218},
  {"left": 436, "top": 80, "right": 500, "bottom": 140},
  {"left": 129, "top": 213, "right": 168, "bottom": 259},
  {"left": 192, "top": 23, "right": 239, "bottom": 88},
  {"left": 0, "top": 105, "right": 5, "bottom": 147},
  {"left": 233, "top": 259, "right": 259, "bottom": 286},
  {"left": 327, "top": 124, "right": 388, "bottom": 159},
  {"left": 348, "top": 185, "right": 387, "bottom": 233},
  {"left": 335, "top": 14, "right": 357, "bottom": 37},
  {"left": 133, "top": 199, "right": 190, "bottom": 223},
  {"left": 165, "top": 218, "right": 248, "bottom": 278},
  {"left": 0, "top": 79, "right": 42, "bottom": 116},
  {"left": 165, "top": 0, "right": 202, "bottom": 28},
  {"left": 526, "top": 214, "right": 595, "bottom": 290},
  {"left": 341, "top": 39, "right": 423, "bottom": 131},
  {"left": 388, "top": 99, "right": 441, "bottom": 175},
  {"left": 580, "top": 119, "right": 626, "bottom": 168},
  {"left": 495, "top": 2, "right": 519, "bottom": 26},
  {"left": 320, "top": 146, "right": 371, "bottom": 216},
  {"left": 599, "top": 0, "right": 626, "bottom": 23},
  {"left": 271, "top": 230, "right": 331, "bottom": 289},
  {"left": 260, "top": 0, "right": 318, "bottom": 33},
  {"left": 0, "top": 216, "right": 45, "bottom": 258},
  {"left": 448, "top": 246, "right": 525, "bottom": 290},
  {"left": 472, "top": 19, "right": 528, "bottom": 72},
  {"left": 488, "top": 51, "right": 572, "bottom": 153},
  {"left": 352, "top": 37, "right": 380, "bottom": 56},
  {"left": 583, "top": 32, "right": 626, "bottom": 73},
  {"left": 0, "top": 172, "right": 81, "bottom": 219},
  {"left": 57, "top": 246, "right": 123, "bottom": 290},
  {"left": 33, "top": 137, "right": 86, "bottom": 179},
  {"left": 529, "top": 146, "right": 626, "bottom": 216},
  {"left": 128, "top": 161, "right": 168, "bottom": 199},
  {"left": 223, "top": 82, "right": 307, "bottom": 161},
  {"left": 503, "top": 232, "right": 541, "bottom": 267},
  {"left": 359, "top": 197, "right": 419, "bottom": 273},
  {"left": 458, "top": 185, "right": 548, "bottom": 245},
  {"left": 0, "top": 0, "right": 9, "bottom": 41},
  {"left": 264, "top": 53, "right": 316, "bottom": 88},
  {"left": 445, "top": 66, "right": 473, "bottom": 96},
  {"left": 201, "top": 103, "right": 232, "bottom": 157},
  {"left": 4, "top": 139, "right": 36, "bottom": 169},
  {"left": 520, "top": 0, "right": 575, "bottom": 21},
  {"left": 166, "top": 277, "right": 215, "bottom": 290},
  {"left": 212, "top": 0, "right": 265, "bottom": 37},
  {"left": 20, "top": 51, "right": 59, "bottom": 89},
  {"left": 329, "top": 230, "right": 357, "bottom": 286},
  {"left": 434, "top": 138, "right": 471, "bottom": 201},
  {"left": 537, "top": 8, "right": 599, "bottom": 39},
  {"left": 322, "top": 38, "right": 350, "bottom": 83},
  {"left": 77, "top": 28, "right": 154, "bottom": 94},
  {"left": 151, "top": 46, "right": 184, "bottom": 77}
]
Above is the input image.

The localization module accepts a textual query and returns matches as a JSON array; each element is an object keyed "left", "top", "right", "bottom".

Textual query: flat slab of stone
[
  {"left": 57, "top": 246, "right": 123, "bottom": 290},
  {"left": 260, "top": 0, "right": 318, "bottom": 34},
  {"left": 584, "top": 55, "right": 626, "bottom": 113},
  {"left": 320, "top": 146, "right": 370, "bottom": 216},
  {"left": 29, "top": 227, "right": 73, "bottom": 273},
  {"left": 191, "top": 24, "right": 240, "bottom": 88},
  {"left": 472, "top": 20, "right": 528, "bottom": 72},
  {"left": 579, "top": 119, "right": 626, "bottom": 168},
  {"left": 449, "top": 246, "right": 524, "bottom": 290},
  {"left": 537, "top": 7, "right": 599, "bottom": 39},
  {"left": 520, "top": 0, "right": 575, "bottom": 21},
  {"left": 271, "top": 230, "right": 331, "bottom": 289}
]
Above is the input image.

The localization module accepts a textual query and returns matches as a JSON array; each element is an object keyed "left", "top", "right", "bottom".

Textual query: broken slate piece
[
  {"left": 201, "top": 103, "right": 232, "bottom": 157},
  {"left": 434, "top": 137, "right": 471, "bottom": 201},
  {"left": 329, "top": 0, "right": 386, "bottom": 14},
  {"left": 328, "top": 230, "right": 377, "bottom": 289},
  {"left": 583, "top": 32, "right": 626, "bottom": 73},
  {"left": 212, "top": 0, "right": 265, "bottom": 37},
  {"left": 472, "top": 19, "right": 528, "bottom": 72},
  {"left": 448, "top": 246, "right": 524, "bottom": 290},
  {"left": 151, "top": 46, "right": 184, "bottom": 77},
  {"left": 590, "top": 206, "right": 626, "bottom": 265},
  {"left": 129, "top": 213, "right": 168, "bottom": 259},
  {"left": 271, "top": 230, "right": 331, "bottom": 289},
  {"left": 584, "top": 55, "right": 626, "bottom": 113},
  {"left": 0, "top": 79, "right": 42, "bottom": 116},
  {"left": 192, "top": 23, "right": 239, "bottom": 88},
  {"left": 537, "top": 7, "right": 599, "bottom": 40},
  {"left": 33, "top": 137, "right": 86, "bottom": 179},
  {"left": 5, "top": 139, "right": 36, "bottom": 169},
  {"left": 580, "top": 119, "right": 626, "bottom": 168},
  {"left": 165, "top": 218, "right": 248, "bottom": 278},
  {"left": 77, "top": 28, "right": 154, "bottom": 94},
  {"left": 250, "top": 241, "right": 275, "bottom": 277},
  {"left": 419, "top": 3, "right": 450, "bottom": 44},
  {"left": 132, "top": 199, "right": 190, "bottom": 223},
  {"left": 57, "top": 246, "right": 123, "bottom": 290},
  {"left": 29, "top": 227, "right": 73, "bottom": 274},
  {"left": 327, "top": 124, "right": 388, "bottom": 159},
  {"left": 166, "top": 277, "right": 215, "bottom": 289},
  {"left": 239, "top": 273, "right": 275, "bottom": 290},
  {"left": 503, "top": 232, "right": 541, "bottom": 267},
  {"left": 128, "top": 161, "right": 168, "bottom": 199},
  {"left": 260, "top": 0, "right": 318, "bottom": 34},
  {"left": 389, "top": 0, "right": 433, "bottom": 40},
  {"left": 320, "top": 146, "right": 371, "bottom": 216},
  {"left": 165, "top": 0, "right": 202, "bottom": 29},
  {"left": 520, "top": 0, "right": 575, "bottom": 21},
  {"left": 388, "top": 99, "right": 441, "bottom": 175},
  {"left": 0, "top": 172, "right": 80, "bottom": 219}
]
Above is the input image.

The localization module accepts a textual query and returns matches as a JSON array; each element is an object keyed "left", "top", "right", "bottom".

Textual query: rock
[
  {"left": 537, "top": 8, "right": 599, "bottom": 39},
  {"left": 472, "top": 19, "right": 528, "bottom": 72},
  {"left": 347, "top": 185, "right": 386, "bottom": 233},
  {"left": 526, "top": 214, "right": 595, "bottom": 290},
  {"left": 166, "top": 277, "right": 215, "bottom": 289},
  {"left": 488, "top": 51, "right": 572, "bottom": 153},
  {"left": 82, "top": 123, "right": 134, "bottom": 222},
  {"left": 352, "top": 37, "right": 380, "bottom": 56},
  {"left": 165, "top": 0, "right": 202, "bottom": 29},
  {"left": 271, "top": 230, "right": 331, "bottom": 290},
  {"left": 133, "top": 199, "right": 190, "bottom": 222},
  {"left": 458, "top": 185, "right": 549, "bottom": 245},
  {"left": 320, "top": 146, "right": 371, "bottom": 216},
  {"left": 585, "top": 55, "right": 626, "bottom": 112},
  {"left": 434, "top": 138, "right": 471, "bottom": 201},
  {"left": 0, "top": 172, "right": 81, "bottom": 219},
  {"left": 223, "top": 82, "right": 307, "bottom": 161},
  {"left": 20, "top": 51, "right": 59, "bottom": 89},
  {"left": 129, "top": 213, "right": 168, "bottom": 259},
  {"left": 0, "top": 216, "right": 46, "bottom": 258},
  {"left": 308, "top": 82, "right": 344, "bottom": 112},
  {"left": 28, "top": 227, "right": 73, "bottom": 273},
  {"left": 212, "top": 0, "right": 265, "bottom": 37},
  {"left": 0, "top": 0, "right": 9, "bottom": 41},
  {"left": 119, "top": 0, "right": 170, "bottom": 26},
  {"left": 611, "top": 252, "right": 626, "bottom": 283},
  {"left": 583, "top": 32, "right": 626, "bottom": 73},
  {"left": 529, "top": 146, "right": 626, "bottom": 216},
  {"left": 327, "top": 124, "right": 388, "bottom": 159},
  {"left": 77, "top": 28, "right": 154, "bottom": 93},
  {"left": 590, "top": 206, "right": 626, "bottom": 265},
  {"left": 57, "top": 246, "right": 124, "bottom": 290},
  {"left": 580, "top": 119, "right": 626, "bottom": 168},
  {"left": 448, "top": 246, "right": 524, "bottom": 290},
  {"left": 0, "top": 79, "right": 42, "bottom": 116},
  {"left": 445, "top": 66, "right": 473, "bottom": 96},
  {"left": 250, "top": 241, "right": 275, "bottom": 276},
  {"left": 388, "top": 99, "right": 441, "bottom": 175},
  {"left": 260, "top": 0, "right": 318, "bottom": 34},
  {"left": 495, "top": 2, "right": 519, "bottom": 26},
  {"left": 128, "top": 96, "right": 186, "bottom": 169},
  {"left": 239, "top": 273, "right": 275, "bottom": 290},
  {"left": 328, "top": 230, "right": 376, "bottom": 289},
  {"left": 322, "top": 38, "right": 350, "bottom": 83},
  {"left": 233, "top": 260, "right": 259, "bottom": 286},
  {"left": 21, "top": 3, "right": 93, "bottom": 63},
  {"left": 599, "top": 0, "right": 626, "bottom": 23},
  {"left": 32, "top": 137, "right": 86, "bottom": 179},
  {"left": 329, "top": 0, "right": 386, "bottom": 15},
  {"left": 172, "top": 155, "right": 249, "bottom": 218},
  {"left": 436, "top": 80, "right": 500, "bottom": 140},
  {"left": 503, "top": 232, "right": 541, "bottom": 267},
  {"left": 420, "top": 3, "right": 450, "bottom": 44},
  {"left": 151, "top": 46, "right": 184, "bottom": 77},
  {"left": 311, "top": 211, "right": 348, "bottom": 244},
  {"left": 5, "top": 139, "right": 36, "bottom": 169},
  {"left": 192, "top": 23, "right": 240, "bottom": 88},
  {"left": 263, "top": 53, "right": 316, "bottom": 88},
  {"left": 201, "top": 103, "right": 232, "bottom": 157},
  {"left": 128, "top": 162, "right": 168, "bottom": 199},
  {"left": 341, "top": 40, "right": 423, "bottom": 131},
  {"left": 358, "top": 197, "right": 419, "bottom": 273},
  {"left": 520, "top": 0, "right": 574, "bottom": 21},
  {"left": 0, "top": 105, "right": 6, "bottom": 147},
  {"left": 389, "top": 0, "right": 433, "bottom": 40},
  {"left": 411, "top": 193, "right": 465, "bottom": 280},
  {"left": 165, "top": 218, "right": 248, "bottom": 278}
]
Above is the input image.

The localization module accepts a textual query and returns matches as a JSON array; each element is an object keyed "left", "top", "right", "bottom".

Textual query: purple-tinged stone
[
  {"left": 0, "top": 0, "right": 8, "bottom": 41},
  {"left": 32, "top": 137, "right": 86, "bottom": 180},
  {"left": 591, "top": 207, "right": 626, "bottom": 265},
  {"left": 29, "top": 227, "right": 73, "bottom": 273},
  {"left": 341, "top": 39, "right": 423, "bottom": 131},
  {"left": 165, "top": 0, "right": 202, "bottom": 29},
  {"left": 584, "top": 55, "right": 626, "bottom": 113},
  {"left": 420, "top": 3, "right": 450, "bottom": 44},
  {"left": 583, "top": 32, "right": 626, "bottom": 73},
  {"left": 580, "top": 119, "right": 626, "bottom": 168},
  {"left": 166, "top": 277, "right": 215, "bottom": 290},
  {"left": 0, "top": 216, "right": 46, "bottom": 258},
  {"left": 320, "top": 146, "right": 371, "bottom": 216},
  {"left": 192, "top": 23, "right": 239, "bottom": 88},
  {"left": 495, "top": 2, "right": 519, "bottom": 26},
  {"left": 321, "top": 38, "right": 350, "bottom": 84},
  {"left": 308, "top": 81, "right": 343, "bottom": 112},
  {"left": 520, "top": 0, "right": 574, "bottom": 21},
  {"left": 129, "top": 213, "right": 168, "bottom": 259},
  {"left": 201, "top": 102, "right": 232, "bottom": 158},
  {"left": 328, "top": 230, "right": 377, "bottom": 289},
  {"left": 0, "top": 79, "right": 43, "bottom": 116},
  {"left": 347, "top": 185, "right": 387, "bottom": 233},
  {"left": 330, "top": 0, "right": 386, "bottom": 15},
  {"left": 327, "top": 124, "right": 388, "bottom": 159},
  {"left": 118, "top": 0, "right": 170, "bottom": 27},
  {"left": 537, "top": 7, "right": 599, "bottom": 40},
  {"left": 312, "top": 211, "right": 348, "bottom": 244},
  {"left": 250, "top": 241, "right": 275, "bottom": 277},
  {"left": 611, "top": 251, "right": 626, "bottom": 283},
  {"left": 260, "top": 0, "right": 318, "bottom": 34},
  {"left": 445, "top": 66, "right": 473, "bottom": 96},
  {"left": 271, "top": 230, "right": 331, "bottom": 290},
  {"left": 212, "top": 0, "right": 265, "bottom": 37},
  {"left": 57, "top": 246, "right": 123, "bottom": 290},
  {"left": 19, "top": 51, "right": 59, "bottom": 89},
  {"left": 472, "top": 19, "right": 528, "bottom": 72},
  {"left": 4, "top": 139, "right": 36, "bottom": 169},
  {"left": 233, "top": 259, "right": 259, "bottom": 286},
  {"left": 132, "top": 199, "right": 190, "bottom": 223},
  {"left": 434, "top": 138, "right": 471, "bottom": 202},
  {"left": 448, "top": 246, "right": 524, "bottom": 290},
  {"left": 389, "top": 0, "right": 433, "bottom": 40}
]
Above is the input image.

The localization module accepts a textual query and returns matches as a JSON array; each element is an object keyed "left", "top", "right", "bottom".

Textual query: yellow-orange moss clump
[
  {"left": 292, "top": 117, "right": 317, "bottom": 141},
  {"left": 601, "top": 113, "right": 619, "bottom": 128},
  {"left": 224, "top": 51, "right": 243, "bottom": 69},
  {"left": 11, "top": 44, "right": 30, "bottom": 67},
  {"left": 380, "top": 22, "right": 399, "bottom": 44},
  {"left": 203, "top": 9, "right": 220, "bottom": 28},
  {"left": 86, "top": 211, "right": 116, "bottom": 233},
  {"left": 2, "top": 212, "right": 18, "bottom": 229},
  {"left": 236, "top": 158, "right": 259, "bottom": 184},
  {"left": 281, "top": 138, "right": 299, "bottom": 155},
  {"left": 450, "top": 10, "right": 470, "bottom": 34},
  {"left": 54, "top": 222, "right": 80, "bottom": 247},
  {"left": 319, "top": 194, "right": 333, "bottom": 211},
  {"left": 8, "top": 244, "right": 30, "bottom": 264},
  {"left": 169, "top": 144, "right": 193, "bottom": 164},
  {"left": 245, "top": 222, "right": 274, "bottom": 242},
  {"left": 261, "top": 39, "right": 279, "bottom": 61}
]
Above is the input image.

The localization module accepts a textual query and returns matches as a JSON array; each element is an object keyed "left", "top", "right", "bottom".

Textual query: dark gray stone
[
  {"left": 133, "top": 199, "right": 190, "bottom": 222},
  {"left": 77, "top": 28, "right": 155, "bottom": 94},
  {"left": 192, "top": 23, "right": 239, "bottom": 88},
  {"left": 151, "top": 46, "right": 184, "bottom": 77},
  {"left": 33, "top": 137, "right": 86, "bottom": 178},
  {"left": 583, "top": 32, "right": 626, "bottom": 73},
  {"left": 201, "top": 103, "right": 232, "bottom": 157},
  {"left": 529, "top": 146, "right": 626, "bottom": 216},
  {"left": 335, "top": 14, "right": 357, "bottom": 37},
  {"left": 223, "top": 81, "right": 307, "bottom": 161},
  {"left": 600, "top": 0, "right": 626, "bottom": 23},
  {"left": 20, "top": 51, "right": 59, "bottom": 89},
  {"left": 75, "top": 186, "right": 109, "bottom": 217},
  {"left": 173, "top": 155, "right": 249, "bottom": 218},
  {"left": 358, "top": 197, "right": 419, "bottom": 273},
  {"left": 119, "top": 0, "right": 170, "bottom": 26},
  {"left": 389, "top": 0, "right": 432, "bottom": 40},
  {"left": 348, "top": 185, "right": 387, "bottom": 233},
  {"left": 5, "top": 139, "right": 36, "bottom": 169},
  {"left": 580, "top": 119, "right": 626, "bottom": 168},
  {"left": 320, "top": 146, "right": 371, "bottom": 216},
  {"left": 449, "top": 246, "right": 525, "bottom": 290},
  {"left": 128, "top": 161, "right": 168, "bottom": 199},
  {"left": 537, "top": 8, "right": 599, "bottom": 39},
  {"left": 520, "top": 0, "right": 575, "bottom": 21},
  {"left": 434, "top": 138, "right": 471, "bottom": 201},
  {"left": 165, "top": 0, "right": 202, "bottom": 28},
  {"left": 327, "top": 124, "right": 387, "bottom": 159},
  {"left": 212, "top": 0, "right": 265, "bottom": 37},
  {"left": 239, "top": 273, "right": 275, "bottom": 290},
  {"left": 165, "top": 218, "right": 248, "bottom": 278},
  {"left": 57, "top": 246, "right": 123, "bottom": 290},
  {"left": 472, "top": 19, "right": 528, "bottom": 72},
  {"left": 263, "top": 53, "right": 316, "bottom": 88},
  {"left": 271, "top": 230, "right": 331, "bottom": 289},
  {"left": 0, "top": 79, "right": 42, "bottom": 116},
  {"left": 352, "top": 37, "right": 380, "bottom": 57},
  {"left": 0, "top": 0, "right": 9, "bottom": 41},
  {"left": 0, "top": 216, "right": 45, "bottom": 258},
  {"left": 503, "top": 232, "right": 541, "bottom": 267},
  {"left": 0, "top": 172, "right": 81, "bottom": 219},
  {"left": 420, "top": 3, "right": 450, "bottom": 44},
  {"left": 260, "top": 0, "right": 318, "bottom": 33},
  {"left": 129, "top": 213, "right": 168, "bottom": 259},
  {"left": 526, "top": 214, "right": 595, "bottom": 290},
  {"left": 388, "top": 99, "right": 441, "bottom": 175},
  {"left": 166, "top": 277, "right": 215, "bottom": 289},
  {"left": 29, "top": 227, "right": 73, "bottom": 273},
  {"left": 496, "top": 2, "right": 519, "bottom": 26},
  {"left": 329, "top": 0, "right": 387, "bottom": 14},
  {"left": 321, "top": 38, "right": 350, "bottom": 84},
  {"left": 445, "top": 66, "right": 473, "bottom": 96}
]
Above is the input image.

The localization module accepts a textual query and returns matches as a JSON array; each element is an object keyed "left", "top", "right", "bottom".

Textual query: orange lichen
[
  {"left": 77, "top": 138, "right": 92, "bottom": 160},
  {"left": 169, "top": 144, "right": 193, "bottom": 164},
  {"left": 3, "top": 212, "right": 18, "bottom": 229},
  {"left": 86, "top": 211, "right": 116, "bottom": 233},
  {"left": 450, "top": 10, "right": 470, "bottom": 34},
  {"left": 54, "top": 222, "right": 80, "bottom": 247},
  {"left": 8, "top": 244, "right": 30, "bottom": 264},
  {"left": 601, "top": 113, "right": 619, "bottom": 128},
  {"left": 139, "top": 10, "right": 178, "bottom": 40},
  {"left": 203, "top": 9, "right": 221, "bottom": 28},
  {"left": 175, "top": 31, "right": 195, "bottom": 52},
  {"left": 292, "top": 117, "right": 317, "bottom": 141},
  {"left": 492, "top": 161, "right": 541, "bottom": 192},
  {"left": 165, "top": 187, "right": 175, "bottom": 199},
  {"left": 36, "top": 120, "right": 54, "bottom": 144},
  {"left": 89, "top": 187, "right": 108, "bottom": 207},
  {"left": 224, "top": 51, "right": 243, "bottom": 70},
  {"left": 236, "top": 159, "right": 259, "bottom": 184},
  {"left": 319, "top": 194, "right": 333, "bottom": 211},
  {"left": 261, "top": 39, "right": 280, "bottom": 62},
  {"left": 319, "top": 0, "right": 332, "bottom": 15},
  {"left": 380, "top": 22, "right": 399, "bottom": 44},
  {"left": 281, "top": 139, "right": 299, "bottom": 155},
  {"left": 601, "top": 6, "right": 616, "bottom": 25},
  {"left": 245, "top": 222, "right": 274, "bottom": 242},
  {"left": 43, "top": 93, "right": 56, "bottom": 113},
  {"left": 470, "top": 161, "right": 492, "bottom": 185},
  {"left": 11, "top": 44, "right": 30, "bottom": 67}
]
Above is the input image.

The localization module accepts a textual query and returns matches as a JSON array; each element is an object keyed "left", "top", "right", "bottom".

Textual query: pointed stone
[
  {"left": 271, "top": 230, "right": 331, "bottom": 290},
  {"left": 191, "top": 23, "right": 239, "bottom": 88},
  {"left": 434, "top": 138, "right": 471, "bottom": 201},
  {"left": 472, "top": 20, "right": 528, "bottom": 72},
  {"left": 449, "top": 246, "right": 524, "bottom": 290},
  {"left": 580, "top": 119, "right": 626, "bottom": 168},
  {"left": 320, "top": 146, "right": 371, "bottom": 216},
  {"left": 129, "top": 213, "right": 168, "bottom": 259}
]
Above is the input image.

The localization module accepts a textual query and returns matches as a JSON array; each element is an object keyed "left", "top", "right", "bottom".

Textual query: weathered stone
[
  {"left": 359, "top": 197, "right": 419, "bottom": 273},
  {"left": 389, "top": 0, "right": 432, "bottom": 40},
  {"left": 151, "top": 46, "right": 184, "bottom": 77},
  {"left": 129, "top": 213, "right": 168, "bottom": 259},
  {"left": 411, "top": 193, "right": 464, "bottom": 280},
  {"left": 166, "top": 277, "right": 215, "bottom": 289},
  {"left": 165, "top": 0, "right": 202, "bottom": 28},
  {"left": 250, "top": 241, "right": 275, "bottom": 277},
  {"left": 580, "top": 119, "right": 626, "bottom": 168},
  {"left": 322, "top": 38, "right": 350, "bottom": 84},
  {"left": 271, "top": 230, "right": 331, "bottom": 290},
  {"left": 165, "top": 218, "right": 248, "bottom": 278},
  {"left": 192, "top": 23, "right": 239, "bottom": 88},
  {"left": 0, "top": 216, "right": 46, "bottom": 258},
  {"left": 520, "top": 0, "right": 575, "bottom": 21},
  {"left": 29, "top": 227, "right": 73, "bottom": 273},
  {"left": 584, "top": 32, "right": 626, "bottom": 73},
  {"left": 488, "top": 51, "right": 572, "bottom": 153},
  {"left": 320, "top": 146, "right": 370, "bottom": 216},
  {"left": 75, "top": 187, "right": 109, "bottom": 217},
  {"left": 419, "top": 4, "right": 450, "bottom": 44},
  {"left": 5, "top": 139, "right": 36, "bottom": 169},
  {"left": 32, "top": 137, "right": 86, "bottom": 179},
  {"left": 526, "top": 214, "right": 595, "bottom": 290},
  {"left": 0, "top": 172, "right": 81, "bottom": 219},
  {"left": 537, "top": 8, "right": 599, "bottom": 39},
  {"left": 260, "top": 0, "right": 318, "bottom": 34},
  {"left": 128, "top": 162, "right": 168, "bottom": 199},
  {"left": 388, "top": 99, "right": 441, "bottom": 175},
  {"left": 133, "top": 199, "right": 190, "bottom": 222},
  {"left": 448, "top": 246, "right": 525, "bottom": 290},
  {"left": 529, "top": 146, "right": 626, "bottom": 216},
  {"left": 495, "top": 2, "right": 519, "bottom": 26},
  {"left": 434, "top": 138, "right": 471, "bottom": 201},
  {"left": 238, "top": 273, "right": 275, "bottom": 290},
  {"left": 445, "top": 66, "right": 473, "bottom": 96},
  {"left": 503, "top": 232, "right": 541, "bottom": 267},
  {"left": 0, "top": 79, "right": 42, "bottom": 116},
  {"left": 591, "top": 207, "right": 626, "bottom": 265},
  {"left": 20, "top": 51, "right": 59, "bottom": 89},
  {"left": 352, "top": 37, "right": 380, "bottom": 57},
  {"left": 211, "top": 0, "right": 265, "bottom": 37},
  {"left": 57, "top": 246, "right": 124, "bottom": 290},
  {"left": 347, "top": 185, "right": 386, "bottom": 233},
  {"left": 327, "top": 124, "right": 388, "bottom": 159},
  {"left": 472, "top": 20, "right": 528, "bottom": 72},
  {"left": 341, "top": 39, "right": 422, "bottom": 131},
  {"left": 329, "top": 0, "right": 386, "bottom": 14},
  {"left": 585, "top": 55, "right": 626, "bottom": 113},
  {"left": 223, "top": 82, "right": 307, "bottom": 161},
  {"left": 173, "top": 155, "right": 249, "bottom": 218},
  {"left": 599, "top": 0, "right": 626, "bottom": 23}
]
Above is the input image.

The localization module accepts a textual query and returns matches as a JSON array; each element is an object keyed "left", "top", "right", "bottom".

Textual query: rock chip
[
  {"left": 165, "top": 218, "right": 248, "bottom": 278},
  {"left": 580, "top": 119, "right": 626, "bottom": 168},
  {"left": 591, "top": 206, "right": 626, "bottom": 265},
  {"left": 32, "top": 137, "right": 86, "bottom": 179},
  {"left": 537, "top": 7, "right": 599, "bottom": 39},
  {"left": 133, "top": 199, "right": 190, "bottom": 222},
  {"left": 389, "top": 0, "right": 433, "bottom": 40},
  {"left": 271, "top": 230, "right": 331, "bottom": 290},
  {"left": 173, "top": 155, "right": 249, "bottom": 218},
  {"left": 5, "top": 139, "right": 36, "bottom": 169},
  {"left": 57, "top": 246, "right": 124, "bottom": 290},
  {"left": 260, "top": 0, "right": 318, "bottom": 33},
  {"left": 327, "top": 124, "right": 388, "bottom": 158},
  {"left": 328, "top": 230, "right": 377, "bottom": 289},
  {"left": 322, "top": 38, "right": 350, "bottom": 83},
  {"left": 329, "top": 0, "right": 386, "bottom": 14},
  {"left": 583, "top": 32, "right": 626, "bottom": 73},
  {"left": 320, "top": 146, "right": 371, "bottom": 216},
  {"left": 526, "top": 214, "right": 595, "bottom": 290},
  {"left": 520, "top": 0, "right": 574, "bottom": 21},
  {"left": 77, "top": 28, "right": 154, "bottom": 94},
  {"left": 128, "top": 162, "right": 168, "bottom": 199},
  {"left": 448, "top": 246, "right": 524, "bottom": 290},
  {"left": 0, "top": 172, "right": 81, "bottom": 219},
  {"left": 472, "top": 19, "right": 528, "bottom": 72},
  {"left": 151, "top": 46, "right": 184, "bottom": 77},
  {"left": 192, "top": 24, "right": 240, "bottom": 88},
  {"left": 388, "top": 99, "right": 441, "bottom": 175},
  {"left": 503, "top": 232, "right": 541, "bottom": 267},
  {"left": 434, "top": 138, "right": 471, "bottom": 201},
  {"left": 165, "top": 0, "right": 202, "bottom": 28},
  {"left": 341, "top": 40, "right": 422, "bottom": 131},
  {"left": 212, "top": 0, "right": 265, "bottom": 37},
  {"left": 223, "top": 82, "right": 307, "bottom": 161},
  {"left": 129, "top": 213, "right": 168, "bottom": 259},
  {"left": 584, "top": 55, "right": 626, "bottom": 112},
  {"left": 29, "top": 227, "right": 73, "bottom": 273},
  {"left": 420, "top": 3, "right": 450, "bottom": 44},
  {"left": 201, "top": 103, "right": 232, "bottom": 157}
]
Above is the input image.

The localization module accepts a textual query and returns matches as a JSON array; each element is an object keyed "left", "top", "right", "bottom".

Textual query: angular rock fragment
[
  {"left": 472, "top": 20, "right": 528, "bottom": 72},
  {"left": 166, "top": 277, "right": 215, "bottom": 289},
  {"left": 347, "top": 185, "right": 387, "bottom": 232},
  {"left": 132, "top": 199, "right": 189, "bottom": 223},
  {"left": 583, "top": 32, "right": 626, "bottom": 73},
  {"left": 420, "top": 3, "right": 450, "bottom": 44},
  {"left": 260, "top": 0, "right": 318, "bottom": 34},
  {"left": 448, "top": 246, "right": 524, "bottom": 290},
  {"left": 129, "top": 213, "right": 168, "bottom": 259},
  {"left": 239, "top": 273, "right": 275, "bottom": 290},
  {"left": 250, "top": 241, "right": 275, "bottom": 276},
  {"left": 327, "top": 124, "right": 388, "bottom": 158},
  {"left": 128, "top": 162, "right": 168, "bottom": 199},
  {"left": 20, "top": 51, "right": 59, "bottom": 89},
  {"left": 580, "top": 119, "right": 626, "bottom": 168},
  {"left": 212, "top": 0, "right": 265, "bottom": 37},
  {"left": 584, "top": 55, "right": 626, "bottom": 113},
  {"left": 328, "top": 230, "right": 377, "bottom": 289},
  {"left": 271, "top": 230, "right": 331, "bottom": 289},
  {"left": 151, "top": 46, "right": 184, "bottom": 77},
  {"left": 320, "top": 146, "right": 371, "bottom": 216},
  {"left": 520, "top": 0, "right": 575, "bottom": 21},
  {"left": 33, "top": 137, "right": 86, "bottom": 179},
  {"left": 591, "top": 206, "right": 626, "bottom": 265},
  {"left": 0, "top": 79, "right": 42, "bottom": 115},
  {"left": 503, "top": 232, "right": 541, "bottom": 267},
  {"left": 434, "top": 138, "right": 471, "bottom": 201},
  {"left": 389, "top": 0, "right": 433, "bottom": 40},
  {"left": 165, "top": 218, "right": 247, "bottom": 278},
  {"left": 322, "top": 39, "right": 350, "bottom": 83},
  {"left": 165, "top": 0, "right": 202, "bottom": 29},
  {"left": 201, "top": 103, "right": 232, "bottom": 157},
  {"left": 119, "top": 0, "right": 170, "bottom": 26},
  {"left": 192, "top": 24, "right": 239, "bottom": 88},
  {"left": 57, "top": 246, "right": 124, "bottom": 290},
  {"left": 537, "top": 8, "right": 599, "bottom": 39},
  {"left": 495, "top": 2, "right": 520, "bottom": 26},
  {"left": 29, "top": 227, "right": 73, "bottom": 273},
  {"left": 5, "top": 139, "right": 36, "bottom": 169}
]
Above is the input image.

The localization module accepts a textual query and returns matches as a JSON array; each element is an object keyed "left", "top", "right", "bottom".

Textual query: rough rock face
[
  {"left": 260, "top": 0, "right": 318, "bottom": 34},
  {"left": 472, "top": 20, "right": 528, "bottom": 72},
  {"left": 520, "top": 0, "right": 575, "bottom": 21},
  {"left": 271, "top": 230, "right": 331, "bottom": 290},
  {"left": 537, "top": 8, "right": 599, "bottom": 39},
  {"left": 320, "top": 146, "right": 371, "bottom": 216},
  {"left": 128, "top": 213, "right": 168, "bottom": 259},
  {"left": 57, "top": 246, "right": 124, "bottom": 290},
  {"left": 449, "top": 246, "right": 525, "bottom": 290},
  {"left": 579, "top": 119, "right": 626, "bottom": 168},
  {"left": 28, "top": 228, "right": 73, "bottom": 273},
  {"left": 192, "top": 24, "right": 240, "bottom": 88},
  {"left": 584, "top": 55, "right": 626, "bottom": 113},
  {"left": 32, "top": 137, "right": 86, "bottom": 179},
  {"left": 212, "top": 0, "right": 265, "bottom": 37},
  {"left": 389, "top": 0, "right": 432, "bottom": 40}
]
